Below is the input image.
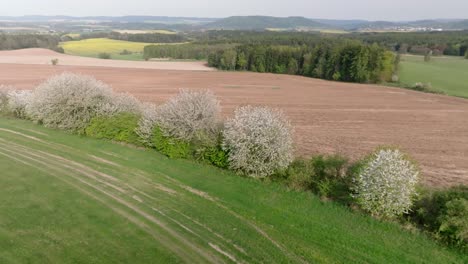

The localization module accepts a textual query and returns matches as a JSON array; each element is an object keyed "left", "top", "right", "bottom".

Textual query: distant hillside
[
  {"left": 444, "top": 19, "right": 468, "bottom": 29},
  {"left": 0, "top": 15, "right": 217, "bottom": 24},
  {"left": 1, "top": 15, "right": 468, "bottom": 32},
  {"left": 203, "top": 16, "right": 327, "bottom": 30}
]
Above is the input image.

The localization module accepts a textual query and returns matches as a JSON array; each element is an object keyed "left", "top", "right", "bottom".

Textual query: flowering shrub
[
  {"left": 136, "top": 103, "right": 159, "bottom": 147},
  {"left": 0, "top": 85, "right": 11, "bottom": 114},
  {"left": 352, "top": 148, "right": 419, "bottom": 218},
  {"left": 26, "top": 73, "right": 114, "bottom": 131},
  {"left": 7, "top": 90, "right": 32, "bottom": 118},
  {"left": 223, "top": 106, "right": 294, "bottom": 178},
  {"left": 100, "top": 92, "right": 142, "bottom": 117},
  {"left": 156, "top": 89, "right": 220, "bottom": 141}
]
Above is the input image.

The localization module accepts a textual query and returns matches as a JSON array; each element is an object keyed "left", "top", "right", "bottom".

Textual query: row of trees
[
  {"left": 346, "top": 31, "right": 468, "bottom": 57},
  {"left": 143, "top": 43, "right": 236, "bottom": 60},
  {"left": 0, "top": 33, "right": 63, "bottom": 52},
  {"left": 208, "top": 41, "right": 395, "bottom": 83},
  {"left": 74, "top": 31, "right": 187, "bottom": 43},
  {"left": 190, "top": 30, "right": 468, "bottom": 57}
]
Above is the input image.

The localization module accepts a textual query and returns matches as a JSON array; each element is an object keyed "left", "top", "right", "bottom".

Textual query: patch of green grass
[
  {"left": 60, "top": 38, "right": 185, "bottom": 61},
  {"left": 399, "top": 55, "right": 468, "bottom": 98},
  {"left": 0, "top": 117, "right": 465, "bottom": 263}
]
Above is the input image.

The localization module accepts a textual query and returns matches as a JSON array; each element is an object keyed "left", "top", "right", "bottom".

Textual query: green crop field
[
  {"left": 399, "top": 55, "right": 468, "bottom": 98},
  {"left": 60, "top": 38, "right": 185, "bottom": 61},
  {"left": 0, "top": 117, "right": 464, "bottom": 263}
]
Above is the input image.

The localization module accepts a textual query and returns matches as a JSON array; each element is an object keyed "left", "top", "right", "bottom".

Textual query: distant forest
[
  {"left": 75, "top": 31, "right": 188, "bottom": 43},
  {"left": 0, "top": 34, "right": 63, "bottom": 52},
  {"left": 207, "top": 42, "right": 395, "bottom": 83}
]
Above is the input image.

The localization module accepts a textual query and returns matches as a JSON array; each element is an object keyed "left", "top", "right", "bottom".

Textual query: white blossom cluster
[
  {"left": 222, "top": 106, "right": 294, "bottom": 178},
  {"left": 2, "top": 75, "right": 297, "bottom": 179},
  {"left": 0, "top": 85, "right": 32, "bottom": 118},
  {"left": 0, "top": 85, "right": 12, "bottom": 113},
  {"left": 155, "top": 89, "right": 221, "bottom": 141},
  {"left": 136, "top": 102, "right": 159, "bottom": 146},
  {"left": 7, "top": 90, "right": 32, "bottom": 119},
  {"left": 25, "top": 73, "right": 139, "bottom": 131},
  {"left": 352, "top": 148, "right": 419, "bottom": 218}
]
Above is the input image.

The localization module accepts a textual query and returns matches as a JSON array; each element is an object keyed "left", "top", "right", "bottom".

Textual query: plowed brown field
[{"left": 1, "top": 49, "right": 467, "bottom": 186}]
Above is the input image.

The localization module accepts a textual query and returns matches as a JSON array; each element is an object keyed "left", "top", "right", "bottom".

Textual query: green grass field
[
  {"left": 0, "top": 117, "right": 465, "bottom": 263},
  {"left": 60, "top": 38, "right": 185, "bottom": 61},
  {"left": 399, "top": 55, "right": 468, "bottom": 98}
]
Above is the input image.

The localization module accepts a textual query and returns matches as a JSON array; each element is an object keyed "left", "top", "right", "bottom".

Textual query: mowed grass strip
[
  {"left": 0, "top": 118, "right": 465, "bottom": 263},
  {"left": 399, "top": 54, "right": 468, "bottom": 98}
]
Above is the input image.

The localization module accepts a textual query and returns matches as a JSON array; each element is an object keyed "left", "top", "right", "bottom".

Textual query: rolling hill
[{"left": 203, "top": 16, "right": 328, "bottom": 30}]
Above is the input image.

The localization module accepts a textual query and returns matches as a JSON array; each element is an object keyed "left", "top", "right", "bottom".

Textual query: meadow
[
  {"left": 0, "top": 117, "right": 465, "bottom": 263},
  {"left": 60, "top": 38, "right": 185, "bottom": 61},
  {"left": 399, "top": 55, "right": 468, "bottom": 98}
]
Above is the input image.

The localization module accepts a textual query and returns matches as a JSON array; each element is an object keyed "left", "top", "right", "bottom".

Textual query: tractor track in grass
[
  {"left": 0, "top": 143, "right": 220, "bottom": 263},
  {"left": 0, "top": 127, "right": 303, "bottom": 262},
  {"left": 0, "top": 127, "right": 306, "bottom": 263}
]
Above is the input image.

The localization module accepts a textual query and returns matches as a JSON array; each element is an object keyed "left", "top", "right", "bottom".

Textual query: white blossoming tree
[
  {"left": 26, "top": 73, "right": 140, "bottom": 132},
  {"left": 352, "top": 148, "right": 419, "bottom": 218},
  {"left": 155, "top": 89, "right": 221, "bottom": 141},
  {"left": 7, "top": 90, "right": 32, "bottom": 119},
  {"left": 223, "top": 106, "right": 294, "bottom": 178}
]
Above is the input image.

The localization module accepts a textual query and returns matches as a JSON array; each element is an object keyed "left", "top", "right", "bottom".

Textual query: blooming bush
[
  {"left": 100, "top": 92, "right": 142, "bottom": 117},
  {"left": 156, "top": 89, "right": 220, "bottom": 141},
  {"left": 223, "top": 106, "right": 294, "bottom": 178},
  {"left": 352, "top": 148, "right": 419, "bottom": 218},
  {"left": 136, "top": 103, "right": 159, "bottom": 147},
  {"left": 0, "top": 85, "right": 11, "bottom": 114},
  {"left": 25, "top": 73, "right": 139, "bottom": 132},
  {"left": 7, "top": 90, "right": 32, "bottom": 119}
]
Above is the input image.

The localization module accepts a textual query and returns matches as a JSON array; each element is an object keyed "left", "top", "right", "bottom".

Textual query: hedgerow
[
  {"left": 409, "top": 185, "right": 468, "bottom": 251},
  {"left": 152, "top": 126, "right": 191, "bottom": 159},
  {"left": 85, "top": 112, "right": 142, "bottom": 145},
  {"left": 136, "top": 103, "right": 159, "bottom": 147}
]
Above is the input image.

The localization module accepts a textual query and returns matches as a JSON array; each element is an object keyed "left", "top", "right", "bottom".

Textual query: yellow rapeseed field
[{"left": 60, "top": 38, "right": 151, "bottom": 56}]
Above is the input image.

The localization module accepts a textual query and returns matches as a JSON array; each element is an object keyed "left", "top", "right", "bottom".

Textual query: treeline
[
  {"left": 0, "top": 34, "right": 63, "bottom": 52},
  {"left": 143, "top": 43, "right": 236, "bottom": 60},
  {"left": 75, "top": 31, "right": 187, "bottom": 43},
  {"left": 190, "top": 30, "right": 468, "bottom": 57},
  {"left": 191, "top": 30, "right": 323, "bottom": 45},
  {"left": 208, "top": 41, "right": 395, "bottom": 83},
  {"left": 347, "top": 31, "right": 468, "bottom": 56}
]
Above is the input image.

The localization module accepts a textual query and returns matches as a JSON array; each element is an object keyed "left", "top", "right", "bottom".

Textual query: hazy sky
[{"left": 1, "top": 0, "right": 467, "bottom": 21}]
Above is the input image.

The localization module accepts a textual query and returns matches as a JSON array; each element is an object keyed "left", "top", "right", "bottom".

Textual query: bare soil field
[
  {"left": 0, "top": 56, "right": 467, "bottom": 186},
  {"left": 0, "top": 49, "right": 214, "bottom": 71}
]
